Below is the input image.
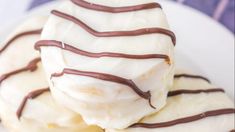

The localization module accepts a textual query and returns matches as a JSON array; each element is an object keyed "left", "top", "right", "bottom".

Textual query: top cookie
[{"left": 37, "top": 0, "right": 176, "bottom": 129}]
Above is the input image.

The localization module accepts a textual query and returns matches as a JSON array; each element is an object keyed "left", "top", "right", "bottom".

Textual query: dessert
[
  {"left": 107, "top": 69, "right": 235, "bottom": 132},
  {"left": 1, "top": 0, "right": 233, "bottom": 132},
  {"left": 0, "top": 16, "right": 103, "bottom": 132},
  {"left": 36, "top": 0, "right": 175, "bottom": 129}
]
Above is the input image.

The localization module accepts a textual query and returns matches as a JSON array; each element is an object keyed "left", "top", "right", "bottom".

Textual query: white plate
[{"left": 0, "top": 1, "right": 234, "bottom": 131}]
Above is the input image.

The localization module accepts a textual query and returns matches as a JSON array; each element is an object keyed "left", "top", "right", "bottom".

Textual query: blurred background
[{"left": 0, "top": 0, "right": 234, "bottom": 33}]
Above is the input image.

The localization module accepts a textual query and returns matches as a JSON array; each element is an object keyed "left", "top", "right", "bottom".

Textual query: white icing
[
  {"left": 40, "top": 0, "right": 175, "bottom": 129},
  {"left": 107, "top": 70, "right": 235, "bottom": 132},
  {"left": 0, "top": 16, "right": 102, "bottom": 132}
]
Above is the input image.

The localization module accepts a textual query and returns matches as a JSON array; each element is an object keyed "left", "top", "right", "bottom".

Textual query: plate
[{"left": 0, "top": 1, "right": 234, "bottom": 131}]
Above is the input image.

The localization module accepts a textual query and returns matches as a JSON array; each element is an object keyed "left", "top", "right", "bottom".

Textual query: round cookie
[
  {"left": 0, "top": 16, "right": 103, "bottom": 132},
  {"left": 107, "top": 69, "right": 235, "bottom": 132},
  {"left": 36, "top": 0, "right": 175, "bottom": 129}
]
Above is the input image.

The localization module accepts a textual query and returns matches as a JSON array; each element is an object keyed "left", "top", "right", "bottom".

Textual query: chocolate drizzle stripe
[
  {"left": 51, "top": 10, "right": 176, "bottom": 45},
  {"left": 16, "top": 88, "right": 50, "bottom": 119},
  {"left": 71, "top": 0, "right": 161, "bottom": 13},
  {"left": 51, "top": 68, "right": 155, "bottom": 109},
  {"left": 130, "top": 108, "right": 235, "bottom": 128},
  {"left": 0, "top": 58, "right": 41, "bottom": 85},
  {"left": 35, "top": 40, "right": 170, "bottom": 62},
  {"left": 0, "top": 29, "right": 42, "bottom": 54},
  {"left": 168, "top": 88, "right": 225, "bottom": 97},
  {"left": 174, "top": 74, "right": 211, "bottom": 83}
]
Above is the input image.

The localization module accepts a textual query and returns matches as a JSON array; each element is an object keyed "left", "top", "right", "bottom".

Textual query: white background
[{"left": 0, "top": 0, "right": 31, "bottom": 28}]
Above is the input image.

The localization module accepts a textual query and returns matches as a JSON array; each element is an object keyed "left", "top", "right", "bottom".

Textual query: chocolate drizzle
[
  {"left": 130, "top": 108, "right": 235, "bottom": 128},
  {"left": 35, "top": 40, "right": 170, "bottom": 62},
  {"left": 71, "top": 0, "right": 161, "bottom": 13},
  {"left": 16, "top": 88, "right": 50, "bottom": 119},
  {"left": 51, "top": 10, "right": 176, "bottom": 45},
  {"left": 0, "top": 29, "right": 42, "bottom": 54},
  {"left": 174, "top": 74, "right": 211, "bottom": 83},
  {"left": 168, "top": 88, "right": 225, "bottom": 97},
  {"left": 51, "top": 68, "right": 155, "bottom": 109},
  {"left": 129, "top": 75, "right": 232, "bottom": 129},
  {"left": 230, "top": 129, "right": 235, "bottom": 132},
  {"left": 0, "top": 58, "right": 41, "bottom": 85}
]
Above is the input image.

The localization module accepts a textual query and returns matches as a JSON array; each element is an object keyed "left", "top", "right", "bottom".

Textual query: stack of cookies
[{"left": 0, "top": 0, "right": 234, "bottom": 132}]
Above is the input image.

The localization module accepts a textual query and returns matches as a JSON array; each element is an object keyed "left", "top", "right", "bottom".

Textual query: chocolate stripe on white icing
[
  {"left": 35, "top": 40, "right": 170, "bottom": 63},
  {"left": 0, "top": 29, "right": 44, "bottom": 120},
  {"left": 168, "top": 88, "right": 225, "bottom": 97},
  {"left": 17, "top": 88, "right": 50, "bottom": 119},
  {"left": 71, "top": 0, "right": 162, "bottom": 13},
  {"left": 50, "top": 68, "right": 156, "bottom": 109},
  {"left": 174, "top": 74, "right": 211, "bottom": 83},
  {"left": 130, "top": 108, "right": 235, "bottom": 128},
  {"left": 0, "top": 58, "right": 41, "bottom": 85},
  {"left": 51, "top": 10, "right": 176, "bottom": 45},
  {"left": 0, "top": 29, "right": 42, "bottom": 54},
  {"left": 129, "top": 76, "right": 232, "bottom": 129}
]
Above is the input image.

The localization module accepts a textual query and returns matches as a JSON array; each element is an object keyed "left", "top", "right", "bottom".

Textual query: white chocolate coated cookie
[
  {"left": 107, "top": 69, "right": 235, "bottom": 132},
  {"left": 0, "top": 16, "right": 103, "bottom": 132},
  {"left": 38, "top": 0, "right": 175, "bottom": 129}
]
